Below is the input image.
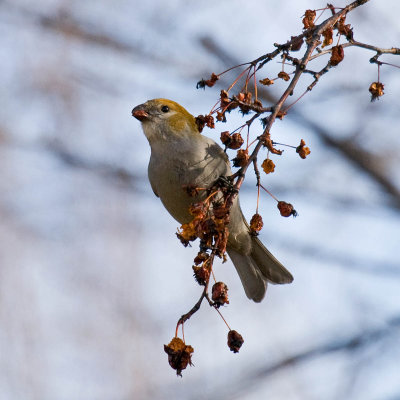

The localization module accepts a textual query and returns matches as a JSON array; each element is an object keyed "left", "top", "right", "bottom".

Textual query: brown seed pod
[
  {"left": 277, "top": 201, "right": 298, "bottom": 217},
  {"left": 164, "top": 337, "right": 194, "bottom": 376},
  {"left": 261, "top": 158, "right": 275, "bottom": 174},
  {"left": 227, "top": 330, "right": 244, "bottom": 353},
  {"left": 278, "top": 71, "right": 290, "bottom": 82},
  {"left": 296, "top": 139, "right": 311, "bottom": 159},
  {"left": 330, "top": 45, "right": 344, "bottom": 66},
  {"left": 229, "top": 132, "right": 244, "bottom": 149},
  {"left": 192, "top": 264, "right": 210, "bottom": 286},
  {"left": 369, "top": 82, "right": 384, "bottom": 101},
  {"left": 250, "top": 213, "right": 263, "bottom": 235},
  {"left": 232, "top": 149, "right": 249, "bottom": 167},
  {"left": 212, "top": 282, "right": 229, "bottom": 307}
]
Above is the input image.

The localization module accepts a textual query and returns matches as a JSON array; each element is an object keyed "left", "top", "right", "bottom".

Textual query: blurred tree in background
[{"left": 0, "top": 1, "right": 399, "bottom": 399}]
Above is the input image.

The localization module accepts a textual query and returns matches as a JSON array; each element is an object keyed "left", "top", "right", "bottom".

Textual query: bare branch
[
  {"left": 199, "top": 37, "right": 400, "bottom": 209},
  {"left": 309, "top": 41, "right": 400, "bottom": 61}
]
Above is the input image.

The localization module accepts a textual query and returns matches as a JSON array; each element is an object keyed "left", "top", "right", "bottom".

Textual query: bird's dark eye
[{"left": 161, "top": 105, "right": 169, "bottom": 113}]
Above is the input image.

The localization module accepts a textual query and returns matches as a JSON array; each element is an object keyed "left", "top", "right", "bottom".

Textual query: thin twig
[{"left": 309, "top": 41, "right": 400, "bottom": 61}]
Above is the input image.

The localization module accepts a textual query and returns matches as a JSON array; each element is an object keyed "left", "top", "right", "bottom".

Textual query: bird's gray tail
[
  {"left": 227, "top": 236, "right": 293, "bottom": 303},
  {"left": 250, "top": 235, "right": 293, "bottom": 285}
]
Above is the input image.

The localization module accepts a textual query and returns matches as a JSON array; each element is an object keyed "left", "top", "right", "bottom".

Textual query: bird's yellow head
[{"left": 132, "top": 99, "right": 199, "bottom": 143}]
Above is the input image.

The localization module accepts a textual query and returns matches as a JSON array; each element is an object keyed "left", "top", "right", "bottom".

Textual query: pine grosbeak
[{"left": 132, "top": 99, "right": 293, "bottom": 302}]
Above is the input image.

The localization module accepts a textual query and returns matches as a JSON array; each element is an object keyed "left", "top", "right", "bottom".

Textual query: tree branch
[{"left": 199, "top": 35, "right": 400, "bottom": 209}]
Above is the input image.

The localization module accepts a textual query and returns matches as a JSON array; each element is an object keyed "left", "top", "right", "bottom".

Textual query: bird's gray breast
[{"left": 148, "top": 138, "right": 230, "bottom": 224}]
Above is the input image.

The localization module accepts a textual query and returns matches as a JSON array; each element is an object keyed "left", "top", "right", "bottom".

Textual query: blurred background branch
[
  {"left": 197, "top": 314, "right": 400, "bottom": 400},
  {"left": 1, "top": 1, "right": 399, "bottom": 399}
]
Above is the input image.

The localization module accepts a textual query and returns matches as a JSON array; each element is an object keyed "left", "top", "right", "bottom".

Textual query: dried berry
[
  {"left": 290, "top": 35, "right": 304, "bottom": 51},
  {"left": 369, "top": 82, "right": 384, "bottom": 101},
  {"left": 204, "top": 114, "right": 215, "bottom": 129},
  {"left": 220, "top": 90, "right": 230, "bottom": 108},
  {"left": 277, "top": 201, "right": 298, "bottom": 217},
  {"left": 243, "top": 92, "right": 252, "bottom": 104},
  {"left": 321, "top": 28, "right": 333, "bottom": 48},
  {"left": 164, "top": 337, "right": 194, "bottom": 376},
  {"left": 262, "top": 132, "right": 283, "bottom": 155},
  {"left": 237, "top": 92, "right": 245, "bottom": 102},
  {"left": 215, "top": 227, "right": 229, "bottom": 257},
  {"left": 259, "top": 78, "right": 274, "bottom": 86},
  {"left": 189, "top": 202, "right": 206, "bottom": 217},
  {"left": 337, "top": 16, "right": 353, "bottom": 40},
  {"left": 236, "top": 92, "right": 251, "bottom": 109},
  {"left": 227, "top": 330, "right": 244, "bottom": 353},
  {"left": 192, "top": 264, "right": 210, "bottom": 286},
  {"left": 193, "top": 251, "right": 209, "bottom": 265},
  {"left": 330, "top": 45, "right": 344, "bottom": 66},
  {"left": 216, "top": 111, "right": 226, "bottom": 122},
  {"left": 196, "top": 73, "right": 219, "bottom": 89},
  {"left": 212, "top": 282, "right": 229, "bottom": 307},
  {"left": 220, "top": 131, "right": 231, "bottom": 146},
  {"left": 278, "top": 71, "right": 290, "bottom": 82},
  {"left": 229, "top": 132, "right": 244, "bottom": 150},
  {"left": 233, "top": 149, "right": 249, "bottom": 168},
  {"left": 213, "top": 202, "right": 228, "bottom": 219},
  {"left": 296, "top": 139, "right": 311, "bottom": 159},
  {"left": 220, "top": 131, "right": 244, "bottom": 150},
  {"left": 302, "top": 9, "right": 316, "bottom": 29},
  {"left": 176, "top": 221, "right": 198, "bottom": 245},
  {"left": 206, "top": 73, "right": 219, "bottom": 86},
  {"left": 195, "top": 115, "right": 206, "bottom": 132},
  {"left": 261, "top": 158, "right": 275, "bottom": 174},
  {"left": 249, "top": 213, "right": 263, "bottom": 235},
  {"left": 195, "top": 114, "right": 214, "bottom": 132}
]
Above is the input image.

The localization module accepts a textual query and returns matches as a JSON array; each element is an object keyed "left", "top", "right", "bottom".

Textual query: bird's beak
[{"left": 132, "top": 104, "right": 149, "bottom": 121}]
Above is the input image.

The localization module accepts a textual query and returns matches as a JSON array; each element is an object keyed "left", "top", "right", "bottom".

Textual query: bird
[{"left": 132, "top": 98, "right": 293, "bottom": 302}]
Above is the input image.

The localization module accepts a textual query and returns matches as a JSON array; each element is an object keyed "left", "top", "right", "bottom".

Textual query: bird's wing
[
  {"left": 150, "top": 184, "right": 159, "bottom": 197},
  {"left": 147, "top": 162, "right": 159, "bottom": 197}
]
